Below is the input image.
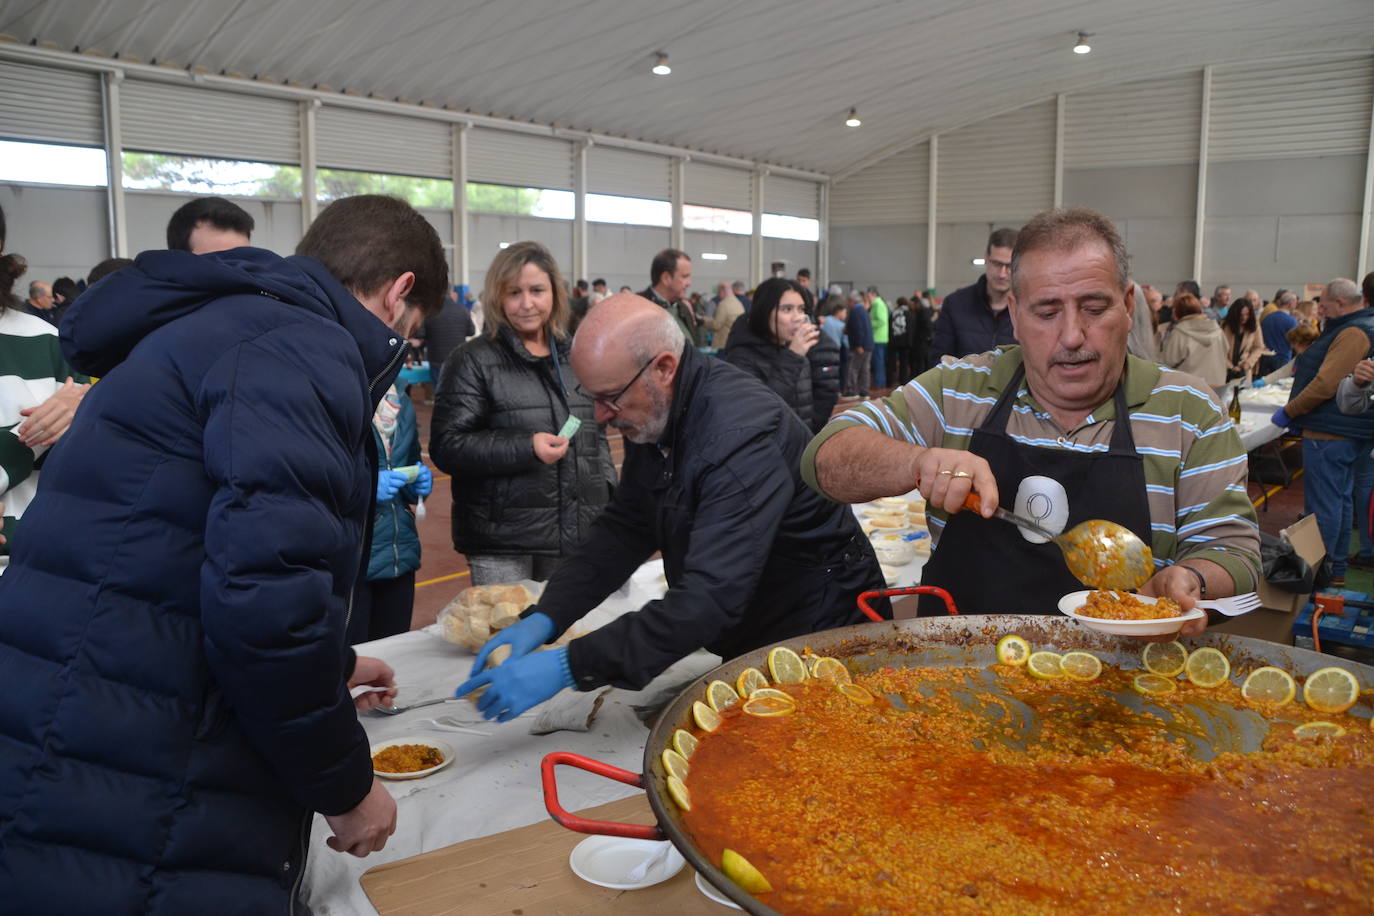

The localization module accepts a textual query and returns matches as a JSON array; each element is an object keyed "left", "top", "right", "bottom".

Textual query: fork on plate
[{"left": 1196, "top": 593, "right": 1261, "bottom": 616}]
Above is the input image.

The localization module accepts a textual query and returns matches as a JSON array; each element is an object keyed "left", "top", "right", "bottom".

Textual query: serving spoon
[{"left": 963, "top": 494, "right": 1154, "bottom": 591}]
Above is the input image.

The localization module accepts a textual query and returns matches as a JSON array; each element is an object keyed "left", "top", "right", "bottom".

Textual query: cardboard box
[{"left": 1212, "top": 513, "right": 1324, "bottom": 644}]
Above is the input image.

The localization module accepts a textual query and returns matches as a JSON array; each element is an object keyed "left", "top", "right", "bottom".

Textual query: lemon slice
[
  {"left": 1141, "top": 641, "right": 1188, "bottom": 677},
  {"left": 735, "top": 666, "right": 769, "bottom": 697},
  {"left": 1184, "top": 646, "right": 1231, "bottom": 688},
  {"left": 1026, "top": 651, "right": 1063, "bottom": 679},
  {"left": 1303, "top": 666, "right": 1361, "bottom": 714},
  {"left": 1240, "top": 666, "right": 1297, "bottom": 706},
  {"left": 836, "top": 682, "right": 875, "bottom": 704},
  {"left": 692, "top": 700, "right": 722, "bottom": 732},
  {"left": 721, "top": 849, "right": 773, "bottom": 894},
  {"left": 1294, "top": 721, "right": 1347, "bottom": 739},
  {"left": 667, "top": 775, "right": 691, "bottom": 811},
  {"left": 706, "top": 679, "right": 741, "bottom": 711},
  {"left": 661, "top": 748, "right": 690, "bottom": 781},
  {"left": 767, "top": 646, "right": 808, "bottom": 684},
  {"left": 748, "top": 687, "right": 797, "bottom": 705},
  {"left": 995, "top": 634, "right": 1031, "bottom": 666},
  {"left": 810, "top": 657, "right": 852, "bottom": 684},
  {"left": 1132, "top": 673, "right": 1178, "bottom": 696},
  {"left": 1060, "top": 651, "right": 1103, "bottom": 681},
  {"left": 672, "top": 728, "right": 698, "bottom": 759},
  {"left": 742, "top": 695, "right": 796, "bottom": 717}
]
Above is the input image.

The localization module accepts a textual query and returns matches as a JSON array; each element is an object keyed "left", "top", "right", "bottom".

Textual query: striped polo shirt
[{"left": 801, "top": 347, "right": 1261, "bottom": 592}]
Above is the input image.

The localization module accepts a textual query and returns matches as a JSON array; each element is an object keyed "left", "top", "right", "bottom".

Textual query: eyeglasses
[{"left": 579, "top": 356, "right": 656, "bottom": 414}]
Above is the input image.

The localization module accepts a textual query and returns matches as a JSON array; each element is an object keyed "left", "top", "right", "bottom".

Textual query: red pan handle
[
  {"left": 859, "top": 586, "right": 959, "bottom": 621},
  {"left": 540, "top": 751, "right": 665, "bottom": 840}
]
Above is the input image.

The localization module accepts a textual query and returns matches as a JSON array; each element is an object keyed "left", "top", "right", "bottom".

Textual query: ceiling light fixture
[
  {"left": 1073, "top": 32, "right": 1092, "bottom": 54},
  {"left": 498, "top": 242, "right": 511, "bottom": 249},
  {"left": 844, "top": 108, "right": 862, "bottom": 128},
  {"left": 651, "top": 53, "right": 671, "bottom": 76},
  {"left": 701, "top": 252, "right": 728, "bottom": 261},
  {"left": 972, "top": 258, "right": 986, "bottom": 266}
]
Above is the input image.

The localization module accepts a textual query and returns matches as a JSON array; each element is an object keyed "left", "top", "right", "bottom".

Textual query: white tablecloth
[{"left": 1235, "top": 377, "right": 1294, "bottom": 453}]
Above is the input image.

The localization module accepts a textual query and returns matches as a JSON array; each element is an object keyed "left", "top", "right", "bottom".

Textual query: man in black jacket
[
  {"left": 930, "top": 227, "right": 1020, "bottom": 363},
  {"left": 456, "top": 294, "right": 887, "bottom": 719}
]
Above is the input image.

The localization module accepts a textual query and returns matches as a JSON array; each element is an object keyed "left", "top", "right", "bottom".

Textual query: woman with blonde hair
[{"left": 431, "top": 241, "right": 613, "bottom": 585}]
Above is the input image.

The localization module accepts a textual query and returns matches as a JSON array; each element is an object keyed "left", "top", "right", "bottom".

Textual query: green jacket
[{"left": 869, "top": 297, "right": 889, "bottom": 344}]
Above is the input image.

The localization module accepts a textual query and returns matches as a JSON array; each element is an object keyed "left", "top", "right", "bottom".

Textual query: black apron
[{"left": 919, "top": 364, "right": 1153, "bottom": 615}]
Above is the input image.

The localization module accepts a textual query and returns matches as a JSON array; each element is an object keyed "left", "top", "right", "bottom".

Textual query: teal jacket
[{"left": 368, "top": 382, "right": 424, "bottom": 580}]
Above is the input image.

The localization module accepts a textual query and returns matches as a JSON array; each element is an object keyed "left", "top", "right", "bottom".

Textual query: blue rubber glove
[
  {"left": 409, "top": 464, "right": 433, "bottom": 498},
  {"left": 454, "top": 646, "right": 574, "bottom": 723},
  {"left": 376, "top": 469, "right": 409, "bottom": 502},
  {"left": 1269, "top": 407, "right": 1291, "bottom": 429},
  {"left": 469, "top": 611, "right": 556, "bottom": 677}
]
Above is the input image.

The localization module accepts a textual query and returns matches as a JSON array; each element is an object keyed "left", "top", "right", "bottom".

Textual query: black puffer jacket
[
  {"left": 807, "top": 331, "right": 841, "bottom": 432},
  {"left": 723, "top": 318, "right": 814, "bottom": 429},
  {"left": 431, "top": 326, "right": 613, "bottom": 557}
]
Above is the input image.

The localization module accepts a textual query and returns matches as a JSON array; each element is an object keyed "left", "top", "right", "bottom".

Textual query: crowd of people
[{"left": 1, "top": 189, "right": 1372, "bottom": 911}]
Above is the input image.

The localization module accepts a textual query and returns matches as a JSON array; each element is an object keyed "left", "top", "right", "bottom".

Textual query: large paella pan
[{"left": 543, "top": 607, "right": 1374, "bottom": 914}]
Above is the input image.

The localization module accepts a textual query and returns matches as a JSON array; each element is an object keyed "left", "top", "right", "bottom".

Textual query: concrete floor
[{"left": 405, "top": 396, "right": 1371, "bottom": 631}]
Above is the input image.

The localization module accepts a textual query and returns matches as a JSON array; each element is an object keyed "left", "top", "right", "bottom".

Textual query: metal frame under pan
[{"left": 542, "top": 610, "right": 1374, "bottom": 915}]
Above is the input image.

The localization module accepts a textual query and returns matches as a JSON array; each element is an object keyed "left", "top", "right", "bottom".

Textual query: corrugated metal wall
[
  {"left": 121, "top": 80, "right": 300, "bottom": 163},
  {"left": 1065, "top": 72, "right": 1202, "bottom": 168},
  {"left": 586, "top": 146, "right": 671, "bottom": 200},
  {"left": 829, "top": 142, "right": 929, "bottom": 226},
  {"left": 938, "top": 100, "right": 1056, "bottom": 223},
  {"left": 316, "top": 108, "right": 451, "bottom": 177},
  {"left": 683, "top": 161, "right": 752, "bottom": 210},
  {"left": 467, "top": 131, "right": 573, "bottom": 190},
  {"left": 0, "top": 60, "right": 104, "bottom": 146}
]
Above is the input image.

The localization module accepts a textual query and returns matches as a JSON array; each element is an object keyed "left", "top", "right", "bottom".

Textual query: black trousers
[{"left": 346, "top": 571, "right": 417, "bottom": 645}]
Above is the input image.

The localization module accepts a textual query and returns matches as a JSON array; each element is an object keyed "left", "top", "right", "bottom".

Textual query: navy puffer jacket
[{"left": 0, "top": 247, "right": 405, "bottom": 914}]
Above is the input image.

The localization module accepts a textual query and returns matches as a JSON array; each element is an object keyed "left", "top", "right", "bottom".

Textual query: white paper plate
[
  {"left": 695, "top": 871, "right": 745, "bottom": 908},
  {"left": 370, "top": 738, "right": 455, "bottom": 780},
  {"left": 1057, "top": 590, "right": 1205, "bottom": 636},
  {"left": 568, "top": 836, "right": 685, "bottom": 890}
]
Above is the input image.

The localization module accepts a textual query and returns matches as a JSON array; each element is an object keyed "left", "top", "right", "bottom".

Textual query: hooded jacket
[
  {"left": 1160, "top": 315, "right": 1227, "bottom": 386},
  {"left": 430, "top": 326, "right": 613, "bottom": 558},
  {"left": 532, "top": 345, "right": 888, "bottom": 690},
  {"left": 0, "top": 247, "right": 404, "bottom": 914}
]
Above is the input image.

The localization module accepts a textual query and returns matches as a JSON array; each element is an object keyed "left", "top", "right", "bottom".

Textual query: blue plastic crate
[{"left": 1293, "top": 590, "right": 1374, "bottom": 651}]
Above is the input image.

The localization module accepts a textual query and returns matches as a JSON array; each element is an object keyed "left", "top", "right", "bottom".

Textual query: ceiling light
[
  {"left": 972, "top": 258, "right": 986, "bottom": 266},
  {"left": 1073, "top": 32, "right": 1091, "bottom": 54},
  {"left": 701, "top": 252, "right": 728, "bottom": 261},
  {"left": 498, "top": 241, "right": 511, "bottom": 249},
  {"left": 844, "top": 108, "right": 862, "bottom": 128},
  {"left": 651, "top": 53, "right": 671, "bottom": 76}
]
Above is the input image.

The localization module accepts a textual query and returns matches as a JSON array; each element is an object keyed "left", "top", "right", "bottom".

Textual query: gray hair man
[
  {"left": 456, "top": 294, "right": 887, "bottom": 721},
  {"left": 805, "top": 207, "right": 1259, "bottom": 626}
]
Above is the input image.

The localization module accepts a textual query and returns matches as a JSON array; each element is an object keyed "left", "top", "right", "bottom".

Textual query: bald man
[{"left": 456, "top": 294, "right": 888, "bottom": 721}]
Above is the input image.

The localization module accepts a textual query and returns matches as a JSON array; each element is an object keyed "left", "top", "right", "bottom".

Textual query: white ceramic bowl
[
  {"left": 568, "top": 836, "right": 685, "bottom": 890},
  {"left": 695, "top": 871, "right": 744, "bottom": 909},
  {"left": 1057, "top": 590, "right": 1205, "bottom": 637},
  {"left": 370, "top": 738, "right": 455, "bottom": 780}
]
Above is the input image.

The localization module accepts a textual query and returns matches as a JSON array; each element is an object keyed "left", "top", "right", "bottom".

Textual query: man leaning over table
[
  {"left": 0, "top": 196, "right": 449, "bottom": 915},
  {"left": 455, "top": 293, "right": 888, "bottom": 722},
  {"left": 802, "top": 207, "right": 1260, "bottom": 631}
]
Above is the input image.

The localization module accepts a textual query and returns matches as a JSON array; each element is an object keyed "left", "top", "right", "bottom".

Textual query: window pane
[
  {"left": 124, "top": 151, "right": 299, "bottom": 197},
  {"left": 0, "top": 139, "right": 107, "bottom": 187},
  {"left": 761, "top": 213, "right": 820, "bottom": 241},
  {"left": 318, "top": 169, "right": 452, "bottom": 208},
  {"left": 586, "top": 193, "right": 671, "bottom": 227},
  {"left": 683, "top": 204, "right": 751, "bottom": 235},
  {"left": 468, "top": 182, "right": 573, "bottom": 219}
]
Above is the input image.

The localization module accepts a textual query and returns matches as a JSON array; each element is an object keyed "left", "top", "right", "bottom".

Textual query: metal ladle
[{"left": 964, "top": 494, "right": 1154, "bottom": 591}]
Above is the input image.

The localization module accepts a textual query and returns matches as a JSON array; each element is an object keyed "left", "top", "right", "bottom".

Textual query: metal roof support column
[
  {"left": 452, "top": 123, "right": 470, "bottom": 289},
  {"left": 751, "top": 169, "right": 764, "bottom": 287},
  {"left": 927, "top": 136, "right": 938, "bottom": 294},
  {"left": 300, "top": 100, "right": 318, "bottom": 233},
  {"left": 1054, "top": 94, "right": 1065, "bottom": 208},
  {"left": 671, "top": 157, "right": 685, "bottom": 252},
  {"left": 101, "top": 70, "right": 127, "bottom": 258},
  {"left": 1357, "top": 76, "right": 1374, "bottom": 280},
  {"left": 1193, "top": 66, "right": 1212, "bottom": 284},
  {"left": 818, "top": 181, "right": 830, "bottom": 287},
  {"left": 573, "top": 140, "right": 589, "bottom": 285}
]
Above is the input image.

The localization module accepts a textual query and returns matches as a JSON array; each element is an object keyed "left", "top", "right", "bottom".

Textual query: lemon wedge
[
  {"left": 667, "top": 775, "right": 691, "bottom": 811},
  {"left": 1184, "top": 646, "right": 1231, "bottom": 688},
  {"left": 742, "top": 695, "right": 796, "bottom": 717},
  {"left": 1303, "top": 666, "right": 1361, "bottom": 714},
  {"left": 1141, "top": 641, "right": 1188, "bottom": 678},
  {"left": 672, "top": 728, "right": 698, "bottom": 759},
  {"left": 1132, "top": 673, "right": 1178, "bottom": 696},
  {"left": 836, "top": 682, "right": 875, "bottom": 704},
  {"left": 1026, "top": 651, "right": 1063, "bottom": 679},
  {"left": 810, "top": 657, "right": 852, "bottom": 684},
  {"left": 748, "top": 687, "right": 796, "bottom": 704},
  {"left": 767, "top": 646, "right": 808, "bottom": 684},
  {"left": 995, "top": 634, "right": 1031, "bottom": 666},
  {"left": 706, "top": 679, "right": 741, "bottom": 711},
  {"left": 735, "top": 666, "right": 769, "bottom": 697},
  {"left": 1240, "top": 666, "right": 1296, "bottom": 706},
  {"left": 661, "top": 748, "right": 690, "bottom": 782},
  {"left": 1060, "top": 651, "right": 1102, "bottom": 682},
  {"left": 1294, "top": 721, "right": 1347, "bottom": 739},
  {"left": 692, "top": 700, "right": 722, "bottom": 732},
  {"left": 721, "top": 849, "right": 773, "bottom": 894}
]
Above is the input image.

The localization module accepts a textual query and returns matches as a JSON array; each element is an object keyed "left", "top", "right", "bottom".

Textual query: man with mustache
[
  {"left": 455, "top": 294, "right": 887, "bottom": 720},
  {"left": 803, "top": 208, "right": 1260, "bottom": 627}
]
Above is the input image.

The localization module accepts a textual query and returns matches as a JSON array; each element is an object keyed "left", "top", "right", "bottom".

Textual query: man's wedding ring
[{"left": 952, "top": 470, "right": 972, "bottom": 478}]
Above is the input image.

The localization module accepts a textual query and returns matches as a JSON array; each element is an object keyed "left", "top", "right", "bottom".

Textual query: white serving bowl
[
  {"left": 370, "top": 738, "right": 455, "bottom": 780},
  {"left": 1057, "top": 590, "right": 1205, "bottom": 637}
]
